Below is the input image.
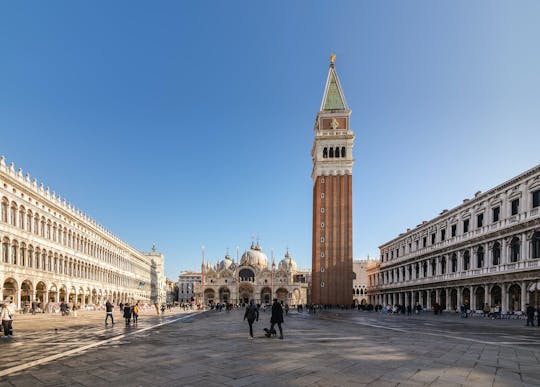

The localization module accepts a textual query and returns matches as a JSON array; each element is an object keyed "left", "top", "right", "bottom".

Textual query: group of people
[
  {"left": 243, "top": 298, "right": 284, "bottom": 340},
  {"left": 104, "top": 301, "right": 140, "bottom": 325}
]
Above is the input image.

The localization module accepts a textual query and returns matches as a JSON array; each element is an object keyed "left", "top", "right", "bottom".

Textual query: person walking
[
  {"left": 1, "top": 304, "right": 13, "bottom": 337},
  {"left": 105, "top": 300, "right": 115, "bottom": 325},
  {"left": 267, "top": 298, "right": 284, "bottom": 339},
  {"left": 526, "top": 304, "right": 535, "bottom": 327},
  {"left": 243, "top": 300, "right": 259, "bottom": 339},
  {"left": 123, "top": 303, "right": 132, "bottom": 325},
  {"left": 132, "top": 302, "right": 140, "bottom": 323}
]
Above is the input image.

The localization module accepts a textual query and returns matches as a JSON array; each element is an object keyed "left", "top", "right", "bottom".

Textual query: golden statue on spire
[{"left": 330, "top": 53, "right": 336, "bottom": 64}]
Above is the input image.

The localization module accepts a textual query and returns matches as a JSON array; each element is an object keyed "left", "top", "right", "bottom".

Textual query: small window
[
  {"left": 451, "top": 224, "right": 457, "bottom": 237},
  {"left": 477, "top": 213, "right": 483, "bottom": 228},
  {"left": 321, "top": 193, "right": 325, "bottom": 199},
  {"left": 341, "top": 147, "right": 346, "bottom": 157},
  {"left": 320, "top": 252, "right": 324, "bottom": 257},
  {"left": 329, "top": 148, "right": 334, "bottom": 158},
  {"left": 533, "top": 190, "right": 540, "bottom": 208},
  {"left": 431, "top": 233, "right": 436, "bottom": 245},
  {"left": 323, "top": 148, "right": 328, "bottom": 158},
  {"left": 441, "top": 229, "right": 446, "bottom": 241},
  {"left": 320, "top": 237, "right": 325, "bottom": 243},
  {"left": 320, "top": 222, "right": 325, "bottom": 228},
  {"left": 321, "top": 207, "right": 325, "bottom": 213},
  {"left": 321, "top": 266, "right": 325, "bottom": 272},
  {"left": 463, "top": 219, "right": 469, "bottom": 233},
  {"left": 320, "top": 281, "right": 325, "bottom": 288},
  {"left": 492, "top": 206, "right": 500, "bottom": 222},
  {"left": 511, "top": 198, "right": 519, "bottom": 215},
  {"left": 422, "top": 237, "right": 427, "bottom": 248}
]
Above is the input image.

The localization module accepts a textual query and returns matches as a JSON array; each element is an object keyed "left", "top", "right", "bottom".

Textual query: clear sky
[{"left": 1, "top": 2, "right": 539, "bottom": 279}]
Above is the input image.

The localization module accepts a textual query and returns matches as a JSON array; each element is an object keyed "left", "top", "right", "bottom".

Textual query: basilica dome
[
  {"left": 278, "top": 250, "right": 297, "bottom": 272},
  {"left": 240, "top": 243, "right": 268, "bottom": 269},
  {"left": 217, "top": 254, "right": 234, "bottom": 271}
]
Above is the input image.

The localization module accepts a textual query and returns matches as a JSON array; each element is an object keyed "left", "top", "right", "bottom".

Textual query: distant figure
[
  {"left": 123, "top": 303, "right": 132, "bottom": 325},
  {"left": 105, "top": 301, "right": 114, "bottom": 325},
  {"left": 526, "top": 304, "right": 535, "bottom": 327},
  {"left": 133, "top": 302, "right": 140, "bottom": 323},
  {"left": 284, "top": 304, "right": 289, "bottom": 316},
  {"left": 160, "top": 303, "right": 166, "bottom": 315},
  {"left": 243, "top": 300, "right": 259, "bottom": 339},
  {"left": 266, "top": 298, "right": 284, "bottom": 339},
  {"left": 1, "top": 303, "right": 14, "bottom": 337}
]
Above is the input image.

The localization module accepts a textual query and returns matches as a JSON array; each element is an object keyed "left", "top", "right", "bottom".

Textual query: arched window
[
  {"left": 329, "top": 148, "right": 334, "bottom": 158},
  {"left": 463, "top": 250, "right": 470, "bottom": 270},
  {"left": 334, "top": 147, "right": 340, "bottom": 158},
  {"left": 493, "top": 242, "right": 501, "bottom": 265},
  {"left": 510, "top": 237, "right": 520, "bottom": 262},
  {"left": 477, "top": 246, "right": 484, "bottom": 268},
  {"left": 18, "top": 206, "right": 25, "bottom": 229},
  {"left": 422, "top": 261, "right": 427, "bottom": 277},
  {"left": 431, "top": 259, "right": 436, "bottom": 275},
  {"left": 10, "top": 202, "right": 17, "bottom": 226},
  {"left": 441, "top": 256, "right": 446, "bottom": 274},
  {"left": 1, "top": 198, "right": 8, "bottom": 223},
  {"left": 341, "top": 147, "right": 346, "bottom": 158},
  {"left": 532, "top": 232, "right": 540, "bottom": 259},
  {"left": 451, "top": 253, "right": 457, "bottom": 272}
]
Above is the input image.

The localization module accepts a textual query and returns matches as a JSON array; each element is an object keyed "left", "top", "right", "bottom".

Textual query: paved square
[{"left": 2, "top": 309, "right": 540, "bottom": 386}]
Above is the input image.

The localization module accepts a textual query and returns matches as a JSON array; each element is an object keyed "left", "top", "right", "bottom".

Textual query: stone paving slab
[{"left": 2, "top": 309, "right": 540, "bottom": 386}]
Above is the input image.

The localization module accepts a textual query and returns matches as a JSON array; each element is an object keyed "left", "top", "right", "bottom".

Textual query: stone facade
[
  {"left": 353, "top": 258, "right": 377, "bottom": 305},
  {"left": 311, "top": 56, "right": 355, "bottom": 306},
  {"left": 367, "top": 164, "right": 540, "bottom": 314},
  {"left": 177, "top": 271, "right": 201, "bottom": 303},
  {"left": 0, "top": 156, "right": 167, "bottom": 311},
  {"left": 195, "top": 243, "right": 310, "bottom": 306}
]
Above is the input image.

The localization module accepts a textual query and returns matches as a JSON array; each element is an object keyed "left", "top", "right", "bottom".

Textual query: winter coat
[
  {"left": 270, "top": 302, "right": 284, "bottom": 324},
  {"left": 244, "top": 304, "right": 259, "bottom": 322}
]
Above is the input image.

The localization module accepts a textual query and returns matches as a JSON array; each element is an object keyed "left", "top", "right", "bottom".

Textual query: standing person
[
  {"left": 123, "top": 303, "right": 132, "bottom": 325},
  {"left": 243, "top": 300, "right": 259, "bottom": 339},
  {"left": 132, "top": 302, "right": 140, "bottom": 324},
  {"left": 1, "top": 304, "right": 13, "bottom": 337},
  {"left": 267, "top": 298, "right": 284, "bottom": 339},
  {"left": 105, "top": 300, "right": 114, "bottom": 325},
  {"left": 526, "top": 304, "right": 535, "bottom": 327},
  {"left": 284, "top": 304, "right": 290, "bottom": 316}
]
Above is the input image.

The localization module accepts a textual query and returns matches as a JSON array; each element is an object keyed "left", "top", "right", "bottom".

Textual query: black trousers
[
  {"left": 105, "top": 312, "right": 114, "bottom": 324},
  {"left": 2, "top": 320, "right": 12, "bottom": 336},
  {"left": 247, "top": 319, "right": 255, "bottom": 337},
  {"left": 270, "top": 322, "right": 283, "bottom": 337}
]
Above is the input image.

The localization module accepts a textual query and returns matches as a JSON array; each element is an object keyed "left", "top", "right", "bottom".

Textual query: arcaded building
[
  {"left": 195, "top": 243, "right": 310, "bottom": 306},
  {"left": 0, "top": 156, "right": 167, "bottom": 311},
  {"left": 311, "top": 55, "right": 355, "bottom": 306},
  {"left": 367, "top": 164, "right": 540, "bottom": 313}
]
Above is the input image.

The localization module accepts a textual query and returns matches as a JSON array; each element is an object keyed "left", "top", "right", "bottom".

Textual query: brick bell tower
[{"left": 311, "top": 54, "right": 355, "bottom": 306}]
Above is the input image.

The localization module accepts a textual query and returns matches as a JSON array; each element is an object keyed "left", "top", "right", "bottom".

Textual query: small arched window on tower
[
  {"left": 323, "top": 147, "right": 328, "bottom": 158},
  {"left": 341, "top": 147, "right": 346, "bottom": 157},
  {"left": 334, "top": 147, "right": 340, "bottom": 158},
  {"left": 329, "top": 148, "right": 334, "bottom": 158}
]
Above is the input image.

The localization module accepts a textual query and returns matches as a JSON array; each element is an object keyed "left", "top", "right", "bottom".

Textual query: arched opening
[
  {"left": 329, "top": 147, "right": 334, "bottom": 158},
  {"left": 334, "top": 147, "right": 340, "bottom": 158},
  {"left": 462, "top": 288, "right": 470, "bottom": 308},
  {"left": 508, "top": 284, "right": 521, "bottom": 312},
  {"left": 323, "top": 147, "right": 328, "bottom": 158},
  {"left": 59, "top": 286, "right": 67, "bottom": 302},
  {"left": 341, "top": 147, "right": 346, "bottom": 158},
  {"left": 292, "top": 288, "right": 301, "bottom": 305},
  {"left": 451, "top": 253, "right": 457, "bottom": 272},
  {"left": 276, "top": 288, "right": 289, "bottom": 304},
  {"left": 203, "top": 289, "right": 215, "bottom": 305},
  {"left": 218, "top": 286, "right": 230, "bottom": 304},
  {"left": 441, "top": 257, "right": 446, "bottom": 274},
  {"left": 36, "top": 281, "right": 47, "bottom": 303},
  {"left": 21, "top": 280, "right": 33, "bottom": 307},
  {"left": 493, "top": 242, "right": 501, "bottom": 265},
  {"left": 69, "top": 286, "right": 76, "bottom": 303},
  {"left": 260, "top": 287, "right": 272, "bottom": 304},
  {"left": 2, "top": 278, "right": 18, "bottom": 305},
  {"left": 239, "top": 268, "right": 255, "bottom": 282},
  {"left": 92, "top": 289, "right": 97, "bottom": 304},
  {"left": 476, "top": 246, "right": 484, "bottom": 268},
  {"left": 450, "top": 288, "right": 458, "bottom": 310},
  {"left": 238, "top": 283, "right": 254, "bottom": 304},
  {"left": 475, "top": 287, "right": 485, "bottom": 310},
  {"left": 490, "top": 285, "right": 502, "bottom": 307},
  {"left": 510, "top": 237, "right": 520, "bottom": 262},
  {"left": 463, "top": 250, "right": 470, "bottom": 270},
  {"left": 532, "top": 231, "right": 540, "bottom": 259}
]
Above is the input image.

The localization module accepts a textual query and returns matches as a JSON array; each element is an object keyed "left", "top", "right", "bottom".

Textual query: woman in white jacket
[{"left": 1, "top": 304, "right": 13, "bottom": 337}]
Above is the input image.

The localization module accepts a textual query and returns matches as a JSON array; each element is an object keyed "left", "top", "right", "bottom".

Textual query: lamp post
[{"left": 201, "top": 245, "right": 205, "bottom": 311}]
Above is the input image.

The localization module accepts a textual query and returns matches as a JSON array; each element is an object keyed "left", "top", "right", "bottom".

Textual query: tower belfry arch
[{"left": 311, "top": 55, "right": 355, "bottom": 306}]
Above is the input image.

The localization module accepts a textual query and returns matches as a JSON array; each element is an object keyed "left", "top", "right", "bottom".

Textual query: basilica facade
[
  {"left": 195, "top": 243, "right": 310, "bottom": 306},
  {"left": 367, "top": 164, "right": 540, "bottom": 314},
  {"left": 0, "top": 156, "right": 167, "bottom": 311}
]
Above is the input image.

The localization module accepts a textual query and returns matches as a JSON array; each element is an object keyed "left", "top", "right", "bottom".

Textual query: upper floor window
[
  {"left": 511, "top": 198, "right": 519, "bottom": 216},
  {"left": 463, "top": 219, "right": 469, "bottom": 233},
  {"left": 533, "top": 190, "right": 540, "bottom": 208},
  {"left": 341, "top": 147, "right": 346, "bottom": 158},
  {"left": 510, "top": 237, "right": 520, "bottom": 262},
  {"left": 492, "top": 206, "right": 500, "bottom": 222},
  {"left": 532, "top": 232, "right": 540, "bottom": 259},
  {"left": 451, "top": 224, "right": 457, "bottom": 238},
  {"left": 323, "top": 148, "right": 328, "bottom": 158},
  {"left": 477, "top": 213, "right": 483, "bottom": 228},
  {"left": 422, "top": 237, "right": 427, "bottom": 248},
  {"left": 440, "top": 229, "right": 446, "bottom": 241},
  {"left": 431, "top": 233, "right": 436, "bottom": 245}
]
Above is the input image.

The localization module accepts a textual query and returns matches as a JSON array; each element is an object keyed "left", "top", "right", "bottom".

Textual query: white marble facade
[
  {"left": 368, "top": 164, "right": 540, "bottom": 314},
  {"left": 0, "top": 156, "right": 166, "bottom": 311}
]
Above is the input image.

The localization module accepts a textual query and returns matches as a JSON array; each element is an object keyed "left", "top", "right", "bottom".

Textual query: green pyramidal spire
[{"left": 321, "top": 56, "right": 349, "bottom": 111}]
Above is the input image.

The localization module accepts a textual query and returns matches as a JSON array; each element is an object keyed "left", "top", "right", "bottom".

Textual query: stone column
[
  {"left": 521, "top": 281, "right": 527, "bottom": 312},
  {"left": 522, "top": 233, "right": 529, "bottom": 261},
  {"left": 446, "top": 289, "right": 451, "bottom": 311},
  {"left": 484, "top": 286, "right": 489, "bottom": 309},
  {"left": 501, "top": 283, "right": 508, "bottom": 313},
  {"left": 470, "top": 286, "right": 476, "bottom": 311},
  {"left": 501, "top": 239, "right": 508, "bottom": 265},
  {"left": 426, "top": 290, "right": 432, "bottom": 310},
  {"left": 457, "top": 287, "right": 462, "bottom": 307}
]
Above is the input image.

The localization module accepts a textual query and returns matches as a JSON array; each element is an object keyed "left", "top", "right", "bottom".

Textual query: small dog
[{"left": 263, "top": 327, "right": 277, "bottom": 338}]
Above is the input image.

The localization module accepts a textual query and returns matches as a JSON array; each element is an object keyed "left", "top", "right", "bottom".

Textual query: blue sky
[{"left": 1, "top": 2, "right": 539, "bottom": 279}]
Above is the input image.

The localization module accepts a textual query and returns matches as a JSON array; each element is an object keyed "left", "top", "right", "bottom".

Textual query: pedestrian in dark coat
[
  {"left": 526, "top": 304, "right": 535, "bottom": 327},
  {"left": 243, "top": 300, "right": 259, "bottom": 339},
  {"left": 123, "top": 303, "right": 132, "bottom": 325},
  {"left": 269, "top": 299, "right": 284, "bottom": 339}
]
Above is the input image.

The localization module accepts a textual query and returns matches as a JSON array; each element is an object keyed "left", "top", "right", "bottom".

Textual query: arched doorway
[
  {"left": 508, "top": 284, "right": 521, "bottom": 312},
  {"left": 440, "top": 289, "right": 447, "bottom": 310},
  {"left": 21, "top": 280, "right": 33, "bottom": 306},
  {"left": 462, "top": 288, "right": 470, "bottom": 308},
  {"left": 36, "top": 281, "right": 47, "bottom": 303},
  {"left": 49, "top": 284, "right": 58, "bottom": 303},
  {"left": 430, "top": 290, "right": 436, "bottom": 307},
  {"left": 475, "top": 287, "right": 485, "bottom": 310},
  {"left": 450, "top": 288, "right": 458, "bottom": 310},
  {"left": 491, "top": 285, "right": 502, "bottom": 307},
  {"left": 92, "top": 289, "right": 97, "bottom": 304},
  {"left": 59, "top": 286, "right": 67, "bottom": 302},
  {"left": 260, "top": 287, "right": 272, "bottom": 304},
  {"left": 204, "top": 288, "right": 215, "bottom": 305},
  {"left": 3, "top": 278, "right": 18, "bottom": 306},
  {"left": 292, "top": 288, "right": 301, "bottom": 305},
  {"left": 69, "top": 286, "right": 76, "bottom": 303},
  {"left": 218, "top": 287, "right": 230, "bottom": 304},
  {"left": 238, "top": 283, "right": 254, "bottom": 304},
  {"left": 239, "top": 268, "right": 255, "bottom": 282},
  {"left": 276, "top": 288, "right": 288, "bottom": 303}
]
